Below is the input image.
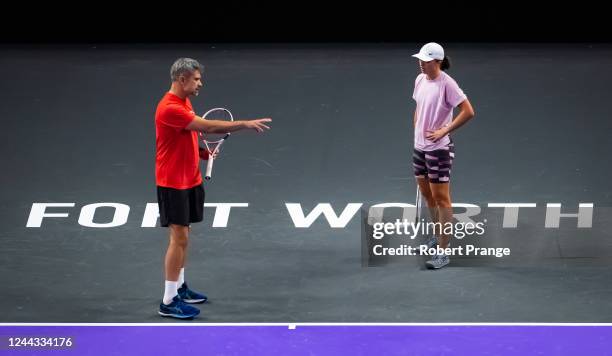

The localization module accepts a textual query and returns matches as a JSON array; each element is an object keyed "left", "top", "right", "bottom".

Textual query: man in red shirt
[{"left": 156, "top": 58, "right": 271, "bottom": 319}]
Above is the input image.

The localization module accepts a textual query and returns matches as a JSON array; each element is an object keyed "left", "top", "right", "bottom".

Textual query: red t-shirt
[{"left": 155, "top": 92, "right": 202, "bottom": 189}]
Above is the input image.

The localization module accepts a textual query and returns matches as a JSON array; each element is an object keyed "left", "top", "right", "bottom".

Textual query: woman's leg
[
  {"left": 416, "top": 176, "right": 438, "bottom": 223},
  {"left": 429, "top": 182, "right": 452, "bottom": 248}
]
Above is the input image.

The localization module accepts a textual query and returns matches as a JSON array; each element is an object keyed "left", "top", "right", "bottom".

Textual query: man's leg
[
  {"left": 174, "top": 184, "right": 208, "bottom": 304},
  {"left": 156, "top": 185, "right": 200, "bottom": 318},
  {"left": 174, "top": 226, "right": 208, "bottom": 304},
  {"left": 163, "top": 224, "right": 189, "bottom": 304},
  {"left": 177, "top": 226, "right": 190, "bottom": 287}
]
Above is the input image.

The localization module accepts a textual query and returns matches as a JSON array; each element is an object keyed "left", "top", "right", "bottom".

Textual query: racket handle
[{"left": 205, "top": 157, "right": 214, "bottom": 180}]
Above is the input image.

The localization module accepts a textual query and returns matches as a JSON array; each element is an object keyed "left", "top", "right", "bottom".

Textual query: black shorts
[
  {"left": 157, "top": 184, "right": 205, "bottom": 227},
  {"left": 413, "top": 141, "right": 455, "bottom": 183}
]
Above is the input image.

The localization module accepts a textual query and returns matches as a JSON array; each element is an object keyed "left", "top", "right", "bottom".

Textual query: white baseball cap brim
[{"left": 412, "top": 53, "right": 436, "bottom": 62}]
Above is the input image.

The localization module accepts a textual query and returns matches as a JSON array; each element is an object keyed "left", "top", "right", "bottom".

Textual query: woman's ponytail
[{"left": 440, "top": 56, "right": 451, "bottom": 71}]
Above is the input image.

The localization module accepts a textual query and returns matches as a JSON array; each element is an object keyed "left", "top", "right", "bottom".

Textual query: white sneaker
[{"left": 425, "top": 253, "right": 450, "bottom": 269}]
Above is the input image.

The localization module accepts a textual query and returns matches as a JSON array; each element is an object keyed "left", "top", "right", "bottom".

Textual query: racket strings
[{"left": 200, "top": 108, "right": 233, "bottom": 152}]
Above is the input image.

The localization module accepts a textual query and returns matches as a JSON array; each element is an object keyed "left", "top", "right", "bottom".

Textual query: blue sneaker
[
  {"left": 158, "top": 295, "right": 200, "bottom": 319},
  {"left": 178, "top": 283, "right": 208, "bottom": 304}
]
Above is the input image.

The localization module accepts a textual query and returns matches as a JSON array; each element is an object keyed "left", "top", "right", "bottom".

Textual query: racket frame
[{"left": 199, "top": 108, "right": 234, "bottom": 181}]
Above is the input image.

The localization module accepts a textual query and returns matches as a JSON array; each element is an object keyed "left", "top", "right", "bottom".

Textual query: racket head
[
  {"left": 200, "top": 107, "right": 233, "bottom": 181},
  {"left": 200, "top": 107, "right": 233, "bottom": 143}
]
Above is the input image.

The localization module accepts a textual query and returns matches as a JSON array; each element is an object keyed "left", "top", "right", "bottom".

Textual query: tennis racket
[
  {"left": 415, "top": 185, "right": 422, "bottom": 225},
  {"left": 199, "top": 107, "right": 234, "bottom": 180}
]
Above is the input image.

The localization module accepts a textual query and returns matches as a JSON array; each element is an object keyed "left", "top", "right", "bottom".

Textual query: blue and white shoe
[
  {"left": 424, "top": 235, "right": 438, "bottom": 249},
  {"left": 417, "top": 235, "right": 438, "bottom": 254},
  {"left": 158, "top": 295, "right": 200, "bottom": 319},
  {"left": 425, "top": 253, "right": 450, "bottom": 269},
  {"left": 178, "top": 283, "right": 208, "bottom": 304}
]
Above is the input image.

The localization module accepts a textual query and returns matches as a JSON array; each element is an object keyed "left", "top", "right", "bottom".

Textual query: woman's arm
[{"left": 426, "top": 99, "right": 475, "bottom": 142}]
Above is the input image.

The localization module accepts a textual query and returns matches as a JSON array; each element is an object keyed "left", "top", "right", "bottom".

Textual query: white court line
[{"left": 1, "top": 323, "right": 612, "bottom": 327}]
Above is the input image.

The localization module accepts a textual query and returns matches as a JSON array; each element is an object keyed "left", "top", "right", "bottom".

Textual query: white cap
[{"left": 412, "top": 42, "right": 445, "bottom": 62}]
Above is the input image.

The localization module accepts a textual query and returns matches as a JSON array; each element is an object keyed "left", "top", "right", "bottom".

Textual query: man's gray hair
[{"left": 170, "top": 58, "right": 203, "bottom": 82}]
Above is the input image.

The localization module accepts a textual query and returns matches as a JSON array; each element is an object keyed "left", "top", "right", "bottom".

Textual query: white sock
[
  {"left": 163, "top": 280, "right": 179, "bottom": 305},
  {"left": 178, "top": 268, "right": 185, "bottom": 287}
]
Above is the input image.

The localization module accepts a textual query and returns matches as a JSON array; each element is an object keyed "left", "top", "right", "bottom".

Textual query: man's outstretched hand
[{"left": 244, "top": 118, "right": 272, "bottom": 132}]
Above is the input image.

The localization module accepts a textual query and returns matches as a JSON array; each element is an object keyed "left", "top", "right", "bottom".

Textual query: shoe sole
[
  {"left": 158, "top": 311, "right": 199, "bottom": 319},
  {"left": 425, "top": 261, "right": 449, "bottom": 269},
  {"left": 425, "top": 261, "right": 450, "bottom": 269},
  {"left": 183, "top": 298, "right": 207, "bottom": 304}
]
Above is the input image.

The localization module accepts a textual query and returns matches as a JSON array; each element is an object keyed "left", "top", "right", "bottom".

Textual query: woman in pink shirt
[{"left": 412, "top": 42, "right": 475, "bottom": 269}]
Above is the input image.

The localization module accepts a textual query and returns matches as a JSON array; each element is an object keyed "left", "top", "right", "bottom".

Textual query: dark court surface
[{"left": 1, "top": 43, "right": 611, "bottom": 322}]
